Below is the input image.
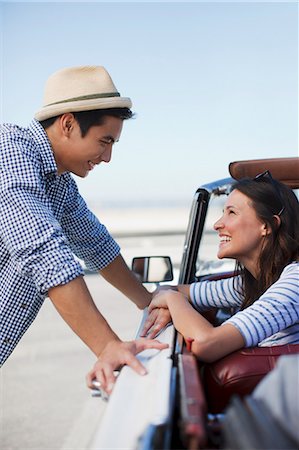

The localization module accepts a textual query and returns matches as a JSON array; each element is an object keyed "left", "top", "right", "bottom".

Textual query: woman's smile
[{"left": 214, "top": 189, "right": 269, "bottom": 276}]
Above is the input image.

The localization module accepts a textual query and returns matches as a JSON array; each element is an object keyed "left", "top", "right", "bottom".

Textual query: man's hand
[
  {"left": 86, "top": 338, "right": 168, "bottom": 394},
  {"left": 139, "top": 284, "right": 177, "bottom": 338},
  {"left": 140, "top": 307, "right": 172, "bottom": 339}
]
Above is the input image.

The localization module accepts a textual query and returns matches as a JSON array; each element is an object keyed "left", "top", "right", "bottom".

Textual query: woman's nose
[{"left": 214, "top": 216, "right": 224, "bottom": 231}]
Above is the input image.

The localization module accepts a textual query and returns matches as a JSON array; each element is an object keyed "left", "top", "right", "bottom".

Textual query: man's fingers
[
  {"left": 140, "top": 319, "right": 154, "bottom": 337},
  {"left": 125, "top": 352, "right": 148, "bottom": 376},
  {"left": 87, "top": 365, "right": 105, "bottom": 388},
  {"left": 86, "top": 338, "right": 169, "bottom": 394},
  {"left": 144, "top": 309, "right": 172, "bottom": 338},
  {"left": 89, "top": 363, "right": 118, "bottom": 394},
  {"left": 102, "top": 368, "right": 118, "bottom": 394},
  {"left": 146, "top": 328, "right": 160, "bottom": 339},
  {"left": 135, "top": 338, "right": 169, "bottom": 352},
  {"left": 140, "top": 311, "right": 158, "bottom": 336},
  {"left": 86, "top": 370, "right": 96, "bottom": 389},
  {"left": 145, "top": 322, "right": 164, "bottom": 338},
  {"left": 124, "top": 341, "right": 168, "bottom": 374}
]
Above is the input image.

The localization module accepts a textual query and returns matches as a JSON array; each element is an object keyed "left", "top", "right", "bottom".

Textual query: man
[{"left": 0, "top": 65, "right": 167, "bottom": 393}]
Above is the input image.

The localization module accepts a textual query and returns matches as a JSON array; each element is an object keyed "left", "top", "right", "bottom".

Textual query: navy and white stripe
[
  {"left": 0, "top": 120, "right": 120, "bottom": 365},
  {"left": 190, "top": 275, "right": 243, "bottom": 311},
  {"left": 190, "top": 262, "right": 299, "bottom": 347}
]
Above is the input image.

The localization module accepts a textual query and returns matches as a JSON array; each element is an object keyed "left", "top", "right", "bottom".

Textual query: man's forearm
[
  {"left": 48, "top": 276, "right": 120, "bottom": 357},
  {"left": 100, "top": 254, "right": 152, "bottom": 309}
]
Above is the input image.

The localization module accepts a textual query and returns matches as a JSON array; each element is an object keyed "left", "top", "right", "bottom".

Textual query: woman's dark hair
[
  {"left": 231, "top": 175, "right": 299, "bottom": 309},
  {"left": 39, "top": 108, "right": 133, "bottom": 137}
]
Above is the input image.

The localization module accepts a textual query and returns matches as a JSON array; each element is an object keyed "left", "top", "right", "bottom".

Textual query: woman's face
[{"left": 214, "top": 189, "right": 269, "bottom": 275}]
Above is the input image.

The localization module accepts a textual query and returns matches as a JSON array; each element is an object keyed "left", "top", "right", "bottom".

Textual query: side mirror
[{"left": 132, "top": 256, "right": 173, "bottom": 283}]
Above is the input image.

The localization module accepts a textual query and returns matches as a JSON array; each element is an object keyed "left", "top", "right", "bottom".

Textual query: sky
[{"left": 0, "top": 1, "right": 298, "bottom": 208}]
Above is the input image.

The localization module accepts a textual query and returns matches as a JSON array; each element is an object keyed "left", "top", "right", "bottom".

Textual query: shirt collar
[{"left": 28, "top": 119, "right": 58, "bottom": 177}]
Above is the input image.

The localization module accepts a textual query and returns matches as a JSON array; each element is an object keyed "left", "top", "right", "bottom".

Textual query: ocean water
[{"left": 92, "top": 205, "right": 191, "bottom": 236}]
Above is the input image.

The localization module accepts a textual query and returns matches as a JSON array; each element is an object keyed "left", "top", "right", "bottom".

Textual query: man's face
[{"left": 55, "top": 115, "right": 123, "bottom": 178}]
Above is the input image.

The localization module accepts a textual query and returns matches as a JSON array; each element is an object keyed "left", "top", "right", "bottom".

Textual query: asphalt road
[
  {"left": 0, "top": 274, "right": 143, "bottom": 450},
  {"left": 0, "top": 229, "right": 187, "bottom": 450}
]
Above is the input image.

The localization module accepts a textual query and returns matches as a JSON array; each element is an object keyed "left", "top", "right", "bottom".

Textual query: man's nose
[{"left": 101, "top": 145, "right": 113, "bottom": 163}]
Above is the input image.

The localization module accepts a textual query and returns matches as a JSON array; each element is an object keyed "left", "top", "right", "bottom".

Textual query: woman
[{"left": 145, "top": 172, "right": 299, "bottom": 362}]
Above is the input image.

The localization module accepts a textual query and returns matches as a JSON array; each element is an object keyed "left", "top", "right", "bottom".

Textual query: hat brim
[{"left": 34, "top": 96, "right": 132, "bottom": 121}]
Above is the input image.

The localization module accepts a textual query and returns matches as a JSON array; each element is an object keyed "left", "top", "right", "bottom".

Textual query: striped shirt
[
  {"left": 0, "top": 120, "right": 120, "bottom": 365},
  {"left": 190, "top": 262, "right": 299, "bottom": 347}
]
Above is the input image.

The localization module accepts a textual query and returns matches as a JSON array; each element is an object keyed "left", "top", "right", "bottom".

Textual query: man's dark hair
[{"left": 39, "top": 108, "right": 133, "bottom": 137}]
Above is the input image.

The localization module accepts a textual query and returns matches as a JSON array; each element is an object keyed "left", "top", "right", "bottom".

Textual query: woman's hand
[
  {"left": 141, "top": 289, "right": 188, "bottom": 338},
  {"left": 149, "top": 289, "right": 185, "bottom": 312}
]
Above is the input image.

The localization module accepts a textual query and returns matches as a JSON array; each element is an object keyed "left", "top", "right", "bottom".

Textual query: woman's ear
[
  {"left": 261, "top": 216, "right": 281, "bottom": 236},
  {"left": 273, "top": 215, "right": 282, "bottom": 229},
  {"left": 261, "top": 222, "right": 271, "bottom": 236}
]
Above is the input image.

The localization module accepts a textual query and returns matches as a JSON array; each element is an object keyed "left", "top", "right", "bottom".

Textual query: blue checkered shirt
[{"left": 0, "top": 119, "right": 120, "bottom": 365}]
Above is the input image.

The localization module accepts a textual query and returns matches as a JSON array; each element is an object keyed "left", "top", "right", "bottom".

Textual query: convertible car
[{"left": 91, "top": 157, "right": 299, "bottom": 450}]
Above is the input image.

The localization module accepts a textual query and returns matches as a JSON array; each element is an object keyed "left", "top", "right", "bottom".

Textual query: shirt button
[{"left": 20, "top": 303, "right": 28, "bottom": 309}]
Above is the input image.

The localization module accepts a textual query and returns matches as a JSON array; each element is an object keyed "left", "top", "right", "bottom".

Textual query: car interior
[
  {"left": 177, "top": 157, "right": 299, "bottom": 449},
  {"left": 94, "top": 157, "right": 299, "bottom": 450}
]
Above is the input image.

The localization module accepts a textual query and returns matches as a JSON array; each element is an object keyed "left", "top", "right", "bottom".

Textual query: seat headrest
[{"left": 229, "top": 157, "right": 299, "bottom": 189}]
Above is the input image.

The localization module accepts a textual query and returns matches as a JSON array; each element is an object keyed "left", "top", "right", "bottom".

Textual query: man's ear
[{"left": 60, "top": 113, "right": 75, "bottom": 136}]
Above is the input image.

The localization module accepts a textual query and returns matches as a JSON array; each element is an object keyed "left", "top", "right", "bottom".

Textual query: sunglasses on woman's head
[{"left": 253, "top": 170, "right": 285, "bottom": 216}]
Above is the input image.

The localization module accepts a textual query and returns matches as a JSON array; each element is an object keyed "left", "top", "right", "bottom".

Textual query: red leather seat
[{"left": 201, "top": 344, "right": 299, "bottom": 413}]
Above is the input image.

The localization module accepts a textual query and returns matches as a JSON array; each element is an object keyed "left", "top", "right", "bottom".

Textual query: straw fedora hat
[{"left": 34, "top": 65, "right": 132, "bottom": 121}]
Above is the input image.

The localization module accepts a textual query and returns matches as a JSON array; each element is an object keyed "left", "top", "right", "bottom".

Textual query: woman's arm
[
  {"left": 150, "top": 289, "right": 245, "bottom": 362},
  {"left": 224, "top": 263, "right": 299, "bottom": 347}
]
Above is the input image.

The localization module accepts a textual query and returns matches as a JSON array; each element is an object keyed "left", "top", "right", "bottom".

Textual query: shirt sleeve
[
  {"left": 0, "top": 158, "right": 83, "bottom": 295},
  {"left": 225, "top": 263, "right": 299, "bottom": 347},
  {"left": 189, "top": 275, "right": 243, "bottom": 311},
  {"left": 60, "top": 176, "right": 120, "bottom": 272}
]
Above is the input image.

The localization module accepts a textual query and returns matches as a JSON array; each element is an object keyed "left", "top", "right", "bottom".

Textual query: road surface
[{"left": 0, "top": 274, "right": 143, "bottom": 450}]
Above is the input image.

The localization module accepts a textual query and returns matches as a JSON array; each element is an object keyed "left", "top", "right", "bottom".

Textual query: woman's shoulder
[{"left": 280, "top": 261, "right": 299, "bottom": 277}]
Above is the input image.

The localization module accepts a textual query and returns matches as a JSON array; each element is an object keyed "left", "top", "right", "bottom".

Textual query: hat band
[{"left": 45, "top": 92, "right": 121, "bottom": 107}]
